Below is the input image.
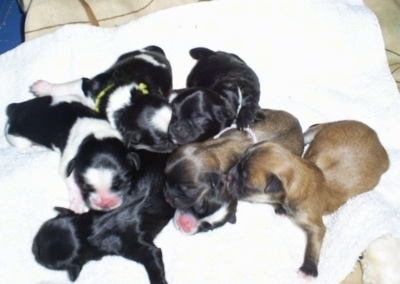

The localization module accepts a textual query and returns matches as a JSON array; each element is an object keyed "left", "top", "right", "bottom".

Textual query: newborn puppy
[
  {"left": 30, "top": 45, "right": 176, "bottom": 153},
  {"left": 164, "top": 109, "right": 304, "bottom": 234},
  {"left": 168, "top": 87, "right": 236, "bottom": 145},
  {"left": 32, "top": 150, "right": 174, "bottom": 284},
  {"left": 228, "top": 120, "right": 390, "bottom": 277},
  {"left": 5, "top": 96, "right": 140, "bottom": 213},
  {"left": 186, "top": 47, "right": 264, "bottom": 129}
]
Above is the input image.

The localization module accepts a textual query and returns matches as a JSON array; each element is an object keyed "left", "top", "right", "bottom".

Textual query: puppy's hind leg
[
  {"left": 30, "top": 79, "right": 86, "bottom": 98},
  {"left": 123, "top": 242, "right": 168, "bottom": 284}
]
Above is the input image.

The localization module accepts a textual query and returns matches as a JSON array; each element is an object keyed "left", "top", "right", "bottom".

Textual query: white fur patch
[
  {"left": 84, "top": 168, "right": 114, "bottom": 194},
  {"left": 151, "top": 105, "right": 172, "bottom": 133},
  {"left": 5, "top": 132, "right": 33, "bottom": 149},
  {"left": 168, "top": 91, "right": 178, "bottom": 103},
  {"left": 106, "top": 83, "right": 136, "bottom": 128},
  {"left": 135, "top": 53, "right": 167, "bottom": 68},
  {"left": 200, "top": 204, "right": 230, "bottom": 225},
  {"left": 59, "top": 117, "right": 122, "bottom": 177}
]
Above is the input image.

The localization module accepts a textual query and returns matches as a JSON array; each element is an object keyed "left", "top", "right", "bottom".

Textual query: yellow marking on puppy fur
[
  {"left": 95, "top": 83, "right": 115, "bottom": 112},
  {"left": 138, "top": 82, "right": 149, "bottom": 95}
]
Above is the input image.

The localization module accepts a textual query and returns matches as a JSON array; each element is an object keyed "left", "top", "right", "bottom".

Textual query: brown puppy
[
  {"left": 227, "top": 120, "right": 390, "bottom": 277},
  {"left": 164, "top": 109, "right": 304, "bottom": 234}
]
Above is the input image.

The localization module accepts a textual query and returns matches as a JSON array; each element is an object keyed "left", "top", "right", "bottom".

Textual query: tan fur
[
  {"left": 164, "top": 109, "right": 304, "bottom": 206},
  {"left": 231, "top": 120, "right": 389, "bottom": 276}
]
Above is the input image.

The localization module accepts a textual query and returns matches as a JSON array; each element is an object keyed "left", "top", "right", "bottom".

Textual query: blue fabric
[{"left": 0, "top": 0, "right": 24, "bottom": 54}]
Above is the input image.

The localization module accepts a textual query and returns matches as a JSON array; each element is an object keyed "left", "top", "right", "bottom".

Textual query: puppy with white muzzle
[
  {"left": 5, "top": 96, "right": 140, "bottom": 213},
  {"left": 164, "top": 109, "right": 304, "bottom": 234},
  {"left": 32, "top": 150, "right": 174, "bottom": 284},
  {"left": 227, "top": 120, "right": 390, "bottom": 278},
  {"left": 30, "top": 45, "right": 176, "bottom": 153}
]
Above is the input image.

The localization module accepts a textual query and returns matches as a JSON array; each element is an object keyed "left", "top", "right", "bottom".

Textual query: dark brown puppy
[
  {"left": 227, "top": 120, "right": 390, "bottom": 278},
  {"left": 164, "top": 109, "right": 304, "bottom": 234}
]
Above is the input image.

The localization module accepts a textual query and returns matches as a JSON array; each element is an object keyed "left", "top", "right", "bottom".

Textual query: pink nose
[{"left": 93, "top": 195, "right": 122, "bottom": 211}]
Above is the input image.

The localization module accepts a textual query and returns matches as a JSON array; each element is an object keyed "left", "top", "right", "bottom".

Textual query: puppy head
[
  {"left": 227, "top": 142, "right": 296, "bottom": 203},
  {"left": 172, "top": 185, "right": 237, "bottom": 234},
  {"left": 67, "top": 136, "right": 140, "bottom": 211},
  {"left": 32, "top": 207, "right": 84, "bottom": 282},
  {"left": 116, "top": 92, "right": 177, "bottom": 153},
  {"left": 168, "top": 87, "right": 236, "bottom": 145},
  {"left": 164, "top": 145, "right": 225, "bottom": 209}
]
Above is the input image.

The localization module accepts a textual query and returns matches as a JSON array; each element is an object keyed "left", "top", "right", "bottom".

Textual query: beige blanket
[{"left": 20, "top": 0, "right": 400, "bottom": 91}]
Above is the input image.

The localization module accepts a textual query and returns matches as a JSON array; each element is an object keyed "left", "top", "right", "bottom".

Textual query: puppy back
[{"left": 304, "top": 120, "right": 389, "bottom": 195}]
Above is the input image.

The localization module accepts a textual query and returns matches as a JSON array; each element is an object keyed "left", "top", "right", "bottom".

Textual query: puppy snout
[{"left": 90, "top": 194, "right": 122, "bottom": 211}]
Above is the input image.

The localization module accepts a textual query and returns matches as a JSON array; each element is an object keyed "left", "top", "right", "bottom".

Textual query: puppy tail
[{"left": 189, "top": 47, "right": 214, "bottom": 59}]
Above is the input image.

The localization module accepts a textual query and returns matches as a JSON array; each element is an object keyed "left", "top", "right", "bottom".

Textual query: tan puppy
[
  {"left": 227, "top": 120, "right": 389, "bottom": 277},
  {"left": 164, "top": 109, "right": 304, "bottom": 234}
]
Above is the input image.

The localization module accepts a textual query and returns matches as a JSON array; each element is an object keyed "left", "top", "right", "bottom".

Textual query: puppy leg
[
  {"left": 65, "top": 174, "right": 86, "bottom": 214},
  {"left": 30, "top": 79, "right": 85, "bottom": 98},
  {"left": 123, "top": 242, "right": 168, "bottom": 284},
  {"left": 297, "top": 217, "right": 326, "bottom": 277}
]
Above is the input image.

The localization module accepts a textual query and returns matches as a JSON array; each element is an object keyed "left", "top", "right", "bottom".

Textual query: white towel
[{"left": 1, "top": 0, "right": 400, "bottom": 283}]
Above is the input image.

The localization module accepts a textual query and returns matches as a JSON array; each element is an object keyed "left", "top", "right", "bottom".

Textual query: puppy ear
[
  {"left": 67, "top": 263, "right": 82, "bottom": 282},
  {"left": 189, "top": 47, "right": 214, "bottom": 59},
  {"left": 66, "top": 159, "right": 76, "bottom": 177},
  {"left": 265, "top": 175, "right": 284, "bottom": 193},
  {"left": 127, "top": 151, "right": 141, "bottom": 171},
  {"left": 54, "top": 207, "right": 75, "bottom": 216}
]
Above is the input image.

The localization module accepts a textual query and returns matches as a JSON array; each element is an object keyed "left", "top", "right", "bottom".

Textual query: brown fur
[
  {"left": 228, "top": 120, "right": 389, "bottom": 277},
  {"left": 164, "top": 108, "right": 304, "bottom": 210}
]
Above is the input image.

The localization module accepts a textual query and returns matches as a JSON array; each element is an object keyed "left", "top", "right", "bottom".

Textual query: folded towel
[{"left": 1, "top": 0, "right": 399, "bottom": 283}]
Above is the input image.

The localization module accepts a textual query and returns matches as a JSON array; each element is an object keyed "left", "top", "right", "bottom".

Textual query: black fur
[
  {"left": 81, "top": 45, "right": 173, "bottom": 153},
  {"left": 5, "top": 96, "right": 140, "bottom": 212},
  {"left": 168, "top": 87, "right": 236, "bottom": 145},
  {"left": 32, "top": 151, "right": 175, "bottom": 283},
  {"left": 186, "top": 47, "right": 264, "bottom": 130},
  {"left": 6, "top": 96, "right": 97, "bottom": 151}
]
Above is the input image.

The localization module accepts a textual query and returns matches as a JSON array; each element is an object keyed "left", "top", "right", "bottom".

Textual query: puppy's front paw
[
  {"left": 30, "top": 80, "right": 53, "bottom": 96},
  {"left": 235, "top": 108, "right": 255, "bottom": 130}
]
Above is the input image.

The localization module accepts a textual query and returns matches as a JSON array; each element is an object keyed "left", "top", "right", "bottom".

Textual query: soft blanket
[{"left": 1, "top": 0, "right": 400, "bottom": 283}]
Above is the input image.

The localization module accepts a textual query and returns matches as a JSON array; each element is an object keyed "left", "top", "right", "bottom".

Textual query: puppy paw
[
  {"left": 30, "top": 80, "right": 53, "bottom": 96},
  {"left": 69, "top": 201, "right": 85, "bottom": 214},
  {"left": 235, "top": 108, "right": 255, "bottom": 130},
  {"left": 274, "top": 206, "right": 287, "bottom": 216},
  {"left": 298, "top": 262, "right": 318, "bottom": 278}
]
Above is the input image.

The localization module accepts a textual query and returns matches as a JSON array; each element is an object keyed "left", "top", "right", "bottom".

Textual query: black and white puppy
[
  {"left": 32, "top": 150, "right": 175, "bottom": 284},
  {"left": 168, "top": 87, "right": 236, "bottom": 145},
  {"left": 5, "top": 96, "right": 140, "bottom": 213},
  {"left": 30, "top": 45, "right": 176, "bottom": 153},
  {"left": 186, "top": 47, "right": 264, "bottom": 130}
]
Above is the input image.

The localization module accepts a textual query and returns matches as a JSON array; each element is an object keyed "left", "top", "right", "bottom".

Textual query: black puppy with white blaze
[
  {"left": 186, "top": 47, "right": 264, "bottom": 130},
  {"left": 168, "top": 87, "right": 236, "bottom": 145},
  {"left": 5, "top": 96, "right": 140, "bottom": 213},
  {"left": 32, "top": 151, "right": 175, "bottom": 284},
  {"left": 30, "top": 45, "right": 176, "bottom": 153}
]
